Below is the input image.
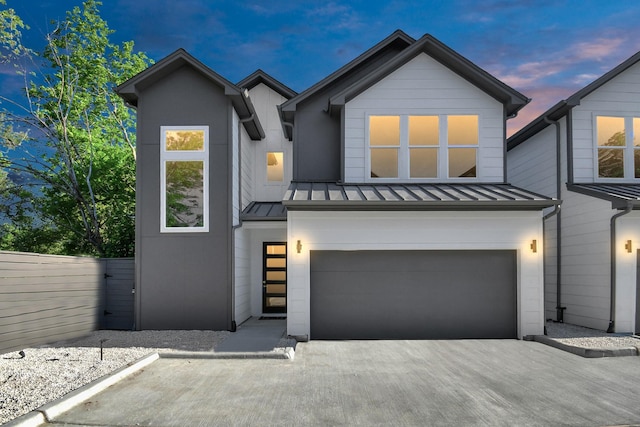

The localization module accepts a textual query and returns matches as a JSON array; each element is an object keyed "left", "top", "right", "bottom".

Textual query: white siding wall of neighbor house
[
  {"left": 344, "top": 53, "right": 505, "bottom": 183},
  {"left": 615, "top": 212, "right": 640, "bottom": 332},
  {"left": 559, "top": 188, "right": 613, "bottom": 330},
  {"left": 249, "top": 83, "right": 292, "bottom": 201},
  {"left": 571, "top": 61, "right": 640, "bottom": 183},
  {"left": 507, "top": 117, "right": 568, "bottom": 321},
  {"left": 287, "top": 210, "right": 544, "bottom": 340}
]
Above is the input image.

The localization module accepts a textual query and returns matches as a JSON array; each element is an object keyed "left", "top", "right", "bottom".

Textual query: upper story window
[
  {"left": 160, "top": 126, "right": 209, "bottom": 232},
  {"left": 267, "top": 152, "right": 284, "bottom": 181},
  {"left": 596, "top": 116, "right": 640, "bottom": 179},
  {"left": 368, "top": 114, "right": 478, "bottom": 180}
]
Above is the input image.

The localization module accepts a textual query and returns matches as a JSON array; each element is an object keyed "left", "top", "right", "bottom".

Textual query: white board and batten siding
[
  {"left": 344, "top": 53, "right": 505, "bottom": 183},
  {"left": 559, "top": 188, "right": 614, "bottom": 330},
  {"left": 234, "top": 227, "right": 252, "bottom": 325},
  {"left": 286, "top": 210, "right": 545, "bottom": 340},
  {"left": 571, "top": 61, "right": 640, "bottom": 183},
  {"left": 248, "top": 83, "right": 292, "bottom": 202},
  {"left": 507, "top": 118, "right": 568, "bottom": 320},
  {"left": 232, "top": 109, "right": 255, "bottom": 227}
]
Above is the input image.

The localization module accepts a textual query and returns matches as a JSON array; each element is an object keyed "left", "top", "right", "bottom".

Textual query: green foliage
[{"left": 0, "top": 0, "right": 152, "bottom": 256}]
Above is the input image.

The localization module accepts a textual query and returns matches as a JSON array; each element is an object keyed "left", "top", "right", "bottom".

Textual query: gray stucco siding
[{"left": 135, "top": 65, "right": 232, "bottom": 330}]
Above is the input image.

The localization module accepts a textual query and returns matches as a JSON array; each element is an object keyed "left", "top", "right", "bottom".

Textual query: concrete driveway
[{"left": 48, "top": 340, "right": 640, "bottom": 426}]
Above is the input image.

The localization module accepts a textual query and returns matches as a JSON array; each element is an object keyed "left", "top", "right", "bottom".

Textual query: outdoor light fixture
[
  {"left": 296, "top": 240, "right": 302, "bottom": 254},
  {"left": 530, "top": 239, "right": 537, "bottom": 253},
  {"left": 625, "top": 239, "right": 633, "bottom": 253}
]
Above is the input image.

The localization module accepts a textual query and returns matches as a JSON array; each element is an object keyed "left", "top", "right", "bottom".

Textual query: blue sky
[{"left": 7, "top": 0, "right": 640, "bottom": 135}]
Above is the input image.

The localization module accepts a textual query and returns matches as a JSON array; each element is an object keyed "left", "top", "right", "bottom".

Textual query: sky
[{"left": 6, "top": 0, "right": 640, "bottom": 136}]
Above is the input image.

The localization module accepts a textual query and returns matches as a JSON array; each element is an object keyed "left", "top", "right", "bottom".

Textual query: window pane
[
  {"left": 267, "top": 152, "right": 284, "bottom": 181},
  {"left": 598, "top": 148, "right": 624, "bottom": 178},
  {"left": 266, "top": 297, "right": 286, "bottom": 307},
  {"left": 409, "top": 116, "right": 438, "bottom": 146},
  {"left": 370, "top": 116, "right": 400, "bottom": 146},
  {"left": 165, "top": 130, "right": 205, "bottom": 151},
  {"left": 165, "top": 161, "right": 204, "bottom": 227},
  {"left": 448, "top": 116, "right": 478, "bottom": 146},
  {"left": 449, "top": 148, "right": 477, "bottom": 177},
  {"left": 371, "top": 148, "right": 398, "bottom": 178},
  {"left": 266, "top": 284, "right": 286, "bottom": 294},
  {"left": 410, "top": 148, "right": 437, "bottom": 178},
  {"left": 597, "top": 116, "right": 625, "bottom": 147},
  {"left": 635, "top": 149, "right": 640, "bottom": 178},
  {"left": 634, "top": 118, "right": 640, "bottom": 147}
]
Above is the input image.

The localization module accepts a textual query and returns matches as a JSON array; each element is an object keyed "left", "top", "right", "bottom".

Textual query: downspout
[
  {"left": 229, "top": 112, "right": 257, "bottom": 333},
  {"left": 543, "top": 117, "right": 564, "bottom": 324},
  {"left": 607, "top": 201, "right": 634, "bottom": 333}
]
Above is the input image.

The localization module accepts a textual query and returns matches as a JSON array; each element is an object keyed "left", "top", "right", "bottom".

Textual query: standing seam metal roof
[
  {"left": 568, "top": 183, "right": 640, "bottom": 209},
  {"left": 283, "top": 182, "right": 556, "bottom": 210}
]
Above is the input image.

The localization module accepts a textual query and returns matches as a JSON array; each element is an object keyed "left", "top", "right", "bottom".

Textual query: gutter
[
  {"left": 543, "top": 117, "right": 564, "bottom": 324},
  {"left": 229, "top": 112, "right": 258, "bottom": 333},
  {"left": 607, "top": 201, "right": 634, "bottom": 333}
]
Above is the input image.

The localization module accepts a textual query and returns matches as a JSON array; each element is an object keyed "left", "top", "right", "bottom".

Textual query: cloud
[{"left": 573, "top": 38, "right": 625, "bottom": 61}]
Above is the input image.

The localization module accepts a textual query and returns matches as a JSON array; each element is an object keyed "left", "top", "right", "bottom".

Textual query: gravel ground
[
  {"left": 1, "top": 324, "right": 639, "bottom": 425},
  {"left": 0, "top": 330, "right": 230, "bottom": 424},
  {"left": 545, "top": 321, "right": 640, "bottom": 349}
]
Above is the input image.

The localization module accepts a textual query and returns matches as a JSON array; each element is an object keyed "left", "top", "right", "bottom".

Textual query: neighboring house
[
  {"left": 116, "top": 30, "right": 556, "bottom": 339},
  {"left": 507, "top": 52, "right": 640, "bottom": 334}
]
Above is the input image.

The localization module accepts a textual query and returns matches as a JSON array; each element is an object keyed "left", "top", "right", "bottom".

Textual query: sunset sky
[{"left": 7, "top": 0, "right": 640, "bottom": 135}]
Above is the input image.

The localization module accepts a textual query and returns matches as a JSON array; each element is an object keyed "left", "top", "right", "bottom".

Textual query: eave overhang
[
  {"left": 508, "top": 50, "right": 640, "bottom": 150},
  {"left": 115, "top": 48, "right": 264, "bottom": 140},
  {"left": 328, "top": 34, "right": 530, "bottom": 118},
  {"left": 568, "top": 183, "right": 640, "bottom": 209}
]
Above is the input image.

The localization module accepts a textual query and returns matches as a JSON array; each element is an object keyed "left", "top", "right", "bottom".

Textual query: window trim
[
  {"left": 365, "top": 113, "right": 479, "bottom": 182},
  {"left": 593, "top": 114, "right": 640, "bottom": 182},
  {"left": 160, "top": 125, "right": 209, "bottom": 233}
]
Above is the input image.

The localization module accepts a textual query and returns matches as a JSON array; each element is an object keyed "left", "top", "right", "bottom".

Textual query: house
[
  {"left": 507, "top": 52, "right": 640, "bottom": 334},
  {"left": 116, "top": 30, "right": 556, "bottom": 340}
]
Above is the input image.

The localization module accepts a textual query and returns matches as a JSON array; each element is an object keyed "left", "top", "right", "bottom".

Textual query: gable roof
[
  {"left": 508, "top": 50, "right": 640, "bottom": 150},
  {"left": 328, "top": 34, "right": 530, "bottom": 117},
  {"left": 237, "top": 69, "right": 297, "bottom": 99},
  {"left": 115, "top": 48, "right": 265, "bottom": 140},
  {"left": 278, "top": 29, "right": 415, "bottom": 139}
]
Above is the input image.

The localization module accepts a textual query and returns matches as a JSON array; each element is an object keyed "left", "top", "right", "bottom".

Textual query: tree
[{"left": 0, "top": 0, "right": 152, "bottom": 257}]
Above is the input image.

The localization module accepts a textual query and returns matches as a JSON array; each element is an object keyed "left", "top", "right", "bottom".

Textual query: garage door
[{"left": 310, "top": 250, "right": 516, "bottom": 339}]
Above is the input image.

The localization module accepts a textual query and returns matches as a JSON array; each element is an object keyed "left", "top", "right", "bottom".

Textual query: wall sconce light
[
  {"left": 530, "top": 239, "right": 537, "bottom": 253},
  {"left": 625, "top": 240, "right": 632, "bottom": 253},
  {"left": 296, "top": 239, "right": 302, "bottom": 254}
]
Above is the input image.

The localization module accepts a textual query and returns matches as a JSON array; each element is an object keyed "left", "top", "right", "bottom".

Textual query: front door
[{"left": 263, "top": 242, "right": 287, "bottom": 313}]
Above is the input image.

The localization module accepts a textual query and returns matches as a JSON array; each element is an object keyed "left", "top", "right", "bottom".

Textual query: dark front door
[{"left": 263, "top": 242, "right": 287, "bottom": 313}]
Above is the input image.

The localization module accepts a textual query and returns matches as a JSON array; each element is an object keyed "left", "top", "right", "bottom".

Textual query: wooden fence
[{"left": 0, "top": 251, "right": 134, "bottom": 354}]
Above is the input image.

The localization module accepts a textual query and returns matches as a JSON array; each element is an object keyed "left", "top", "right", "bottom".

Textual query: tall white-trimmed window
[
  {"left": 368, "top": 114, "right": 478, "bottom": 180},
  {"left": 596, "top": 115, "right": 640, "bottom": 179},
  {"left": 160, "top": 126, "right": 209, "bottom": 232}
]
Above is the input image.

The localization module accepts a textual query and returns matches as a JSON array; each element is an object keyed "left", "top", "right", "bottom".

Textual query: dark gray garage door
[{"left": 310, "top": 250, "right": 516, "bottom": 339}]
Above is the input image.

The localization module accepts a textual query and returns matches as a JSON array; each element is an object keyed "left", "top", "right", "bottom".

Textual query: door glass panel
[
  {"left": 266, "top": 271, "right": 286, "bottom": 281},
  {"left": 266, "top": 284, "right": 286, "bottom": 294},
  {"left": 266, "top": 245, "right": 286, "bottom": 255},
  {"left": 267, "top": 297, "right": 286, "bottom": 307},
  {"left": 266, "top": 258, "right": 286, "bottom": 268}
]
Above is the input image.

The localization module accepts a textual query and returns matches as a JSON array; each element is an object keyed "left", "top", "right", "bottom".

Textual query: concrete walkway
[{"left": 214, "top": 317, "right": 288, "bottom": 353}]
